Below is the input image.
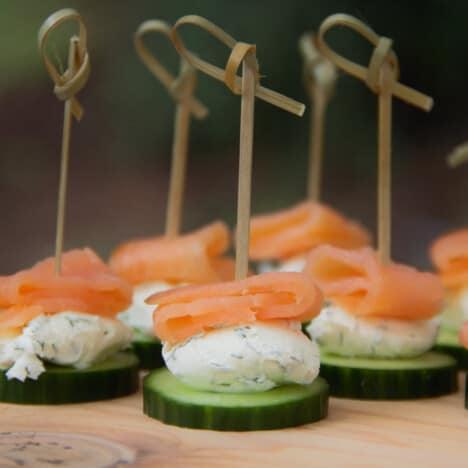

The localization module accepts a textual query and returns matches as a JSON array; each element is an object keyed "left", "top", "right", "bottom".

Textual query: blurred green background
[{"left": 1, "top": 0, "right": 467, "bottom": 273}]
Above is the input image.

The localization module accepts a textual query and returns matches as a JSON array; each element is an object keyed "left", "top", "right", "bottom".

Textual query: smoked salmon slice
[
  {"left": 109, "top": 221, "right": 235, "bottom": 285},
  {"left": 430, "top": 229, "right": 468, "bottom": 293},
  {"left": 248, "top": 201, "right": 371, "bottom": 261},
  {"left": 0, "top": 248, "right": 132, "bottom": 333},
  {"left": 147, "top": 272, "right": 323, "bottom": 344},
  {"left": 304, "top": 245, "right": 443, "bottom": 320}
]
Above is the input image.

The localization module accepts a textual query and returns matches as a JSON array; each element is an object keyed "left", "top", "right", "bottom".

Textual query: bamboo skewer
[
  {"left": 235, "top": 49, "right": 257, "bottom": 279},
  {"left": 447, "top": 142, "right": 468, "bottom": 168},
  {"left": 377, "top": 61, "right": 394, "bottom": 264},
  {"left": 135, "top": 21, "right": 208, "bottom": 237},
  {"left": 172, "top": 16, "right": 305, "bottom": 279},
  {"left": 55, "top": 39, "right": 76, "bottom": 274},
  {"left": 166, "top": 63, "right": 196, "bottom": 236},
  {"left": 299, "top": 33, "right": 337, "bottom": 201},
  {"left": 308, "top": 91, "right": 326, "bottom": 201},
  {"left": 317, "top": 14, "right": 433, "bottom": 263},
  {"left": 38, "top": 9, "right": 90, "bottom": 274}
]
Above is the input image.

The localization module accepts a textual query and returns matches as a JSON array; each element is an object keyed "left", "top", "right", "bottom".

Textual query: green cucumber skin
[
  {"left": 143, "top": 370, "right": 329, "bottom": 431},
  {"left": 143, "top": 394, "right": 328, "bottom": 431},
  {"left": 433, "top": 345, "right": 468, "bottom": 370},
  {"left": 320, "top": 357, "right": 458, "bottom": 400},
  {"left": 0, "top": 352, "right": 139, "bottom": 405},
  {"left": 132, "top": 339, "right": 165, "bottom": 370},
  {"left": 435, "top": 329, "right": 468, "bottom": 370}
]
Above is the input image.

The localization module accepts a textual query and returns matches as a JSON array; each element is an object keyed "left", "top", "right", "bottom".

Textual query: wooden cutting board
[{"left": 0, "top": 374, "right": 466, "bottom": 467}]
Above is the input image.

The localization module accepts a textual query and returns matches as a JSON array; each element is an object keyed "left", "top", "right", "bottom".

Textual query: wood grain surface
[{"left": 0, "top": 374, "right": 466, "bottom": 467}]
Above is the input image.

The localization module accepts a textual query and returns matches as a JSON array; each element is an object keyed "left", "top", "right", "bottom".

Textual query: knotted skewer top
[
  {"left": 134, "top": 19, "right": 208, "bottom": 120},
  {"left": 317, "top": 13, "right": 432, "bottom": 111},
  {"left": 171, "top": 15, "right": 305, "bottom": 116},
  {"left": 299, "top": 32, "right": 337, "bottom": 102},
  {"left": 38, "top": 8, "right": 91, "bottom": 275},
  {"left": 38, "top": 8, "right": 90, "bottom": 121}
]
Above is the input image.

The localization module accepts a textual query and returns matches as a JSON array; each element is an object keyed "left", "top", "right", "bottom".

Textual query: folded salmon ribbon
[
  {"left": 304, "top": 246, "right": 443, "bottom": 321},
  {"left": 430, "top": 229, "right": 468, "bottom": 294},
  {"left": 0, "top": 249, "right": 132, "bottom": 333},
  {"left": 147, "top": 272, "right": 323, "bottom": 344},
  {"left": 248, "top": 201, "right": 371, "bottom": 261},
  {"left": 109, "top": 222, "right": 235, "bottom": 285}
]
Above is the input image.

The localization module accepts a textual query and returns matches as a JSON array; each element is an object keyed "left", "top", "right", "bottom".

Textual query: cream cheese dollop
[
  {"left": 306, "top": 304, "right": 440, "bottom": 358},
  {"left": 257, "top": 256, "right": 306, "bottom": 274},
  {"left": 0, "top": 312, "right": 133, "bottom": 381},
  {"left": 118, "top": 281, "right": 175, "bottom": 337},
  {"left": 163, "top": 321, "right": 320, "bottom": 393}
]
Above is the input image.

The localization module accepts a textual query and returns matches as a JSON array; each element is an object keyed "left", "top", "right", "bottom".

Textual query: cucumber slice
[
  {"left": 434, "top": 329, "right": 468, "bottom": 370},
  {"left": 143, "top": 368, "right": 328, "bottom": 431},
  {"left": 320, "top": 351, "right": 457, "bottom": 400},
  {"left": 0, "top": 351, "right": 139, "bottom": 404},
  {"left": 132, "top": 330, "right": 164, "bottom": 370}
]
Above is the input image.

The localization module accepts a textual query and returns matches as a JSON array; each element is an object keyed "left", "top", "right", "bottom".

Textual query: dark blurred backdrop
[{"left": 1, "top": 0, "right": 468, "bottom": 273}]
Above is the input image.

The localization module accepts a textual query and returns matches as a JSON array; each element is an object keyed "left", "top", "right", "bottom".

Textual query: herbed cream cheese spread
[
  {"left": 0, "top": 312, "right": 132, "bottom": 381},
  {"left": 306, "top": 304, "right": 440, "bottom": 358},
  {"left": 163, "top": 321, "right": 320, "bottom": 392},
  {"left": 118, "top": 281, "right": 175, "bottom": 337}
]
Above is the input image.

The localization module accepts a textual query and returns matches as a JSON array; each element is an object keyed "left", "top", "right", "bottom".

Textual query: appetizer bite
[
  {"left": 159, "top": 14, "right": 329, "bottom": 430},
  {"left": 250, "top": 201, "right": 371, "bottom": 273},
  {"left": 0, "top": 249, "right": 138, "bottom": 404},
  {"left": 430, "top": 229, "right": 468, "bottom": 368},
  {"left": 143, "top": 272, "right": 328, "bottom": 430},
  {"left": 304, "top": 13, "right": 458, "bottom": 399},
  {"left": 109, "top": 222, "right": 234, "bottom": 368},
  {"left": 113, "top": 19, "right": 222, "bottom": 370},
  {"left": 304, "top": 246, "right": 457, "bottom": 399},
  {"left": 18, "top": 10, "right": 139, "bottom": 404}
]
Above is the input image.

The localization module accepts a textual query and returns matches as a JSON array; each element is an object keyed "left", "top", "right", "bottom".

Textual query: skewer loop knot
[
  {"left": 317, "top": 13, "right": 432, "bottom": 111},
  {"left": 299, "top": 32, "right": 337, "bottom": 101},
  {"left": 366, "top": 37, "right": 399, "bottom": 95},
  {"left": 224, "top": 42, "right": 259, "bottom": 94},
  {"left": 172, "top": 15, "right": 305, "bottom": 116},
  {"left": 135, "top": 19, "right": 208, "bottom": 119},
  {"left": 38, "top": 8, "right": 89, "bottom": 121}
]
